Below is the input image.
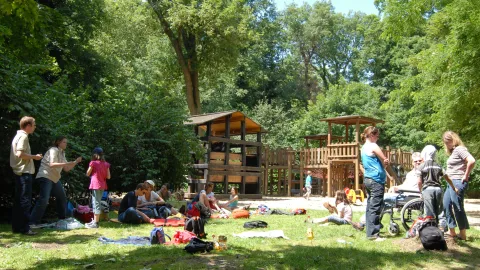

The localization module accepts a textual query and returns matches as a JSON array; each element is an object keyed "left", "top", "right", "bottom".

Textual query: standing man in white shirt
[{"left": 10, "top": 116, "right": 43, "bottom": 235}]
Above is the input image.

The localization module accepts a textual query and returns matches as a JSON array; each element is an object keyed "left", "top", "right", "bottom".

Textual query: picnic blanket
[
  {"left": 98, "top": 236, "right": 150, "bottom": 246},
  {"left": 153, "top": 218, "right": 186, "bottom": 227},
  {"left": 232, "top": 230, "right": 289, "bottom": 239}
]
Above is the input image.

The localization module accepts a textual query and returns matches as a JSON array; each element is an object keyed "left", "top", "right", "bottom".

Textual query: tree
[{"left": 147, "top": 0, "right": 253, "bottom": 115}]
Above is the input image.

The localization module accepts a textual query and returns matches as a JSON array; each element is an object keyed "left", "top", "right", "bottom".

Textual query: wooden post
[
  {"left": 287, "top": 147, "right": 292, "bottom": 197},
  {"left": 355, "top": 120, "right": 360, "bottom": 192},
  {"left": 257, "top": 132, "right": 262, "bottom": 195},
  {"left": 277, "top": 169, "right": 282, "bottom": 195},
  {"left": 345, "top": 124, "right": 349, "bottom": 142},
  {"left": 327, "top": 161, "right": 331, "bottom": 197},
  {"left": 328, "top": 122, "right": 332, "bottom": 145},
  {"left": 241, "top": 120, "right": 246, "bottom": 194},
  {"left": 299, "top": 167, "right": 304, "bottom": 198},
  {"left": 264, "top": 146, "right": 269, "bottom": 195},
  {"left": 224, "top": 115, "right": 231, "bottom": 194},
  {"left": 398, "top": 148, "right": 403, "bottom": 168}
]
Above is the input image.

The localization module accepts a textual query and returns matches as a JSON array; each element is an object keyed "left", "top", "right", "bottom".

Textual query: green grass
[{"left": 1, "top": 210, "right": 479, "bottom": 269}]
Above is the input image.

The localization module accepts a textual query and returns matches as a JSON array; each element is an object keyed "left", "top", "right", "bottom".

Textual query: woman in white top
[
  {"left": 30, "top": 136, "right": 82, "bottom": 225},
  {"left": 137, "top": 180, "right": 178, "bottom": 217},
  {"left": 311, "top": 190, "right": 352, "bottom": 225}
]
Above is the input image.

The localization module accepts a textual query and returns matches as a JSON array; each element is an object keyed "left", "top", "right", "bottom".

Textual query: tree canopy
[{"left": 2, "top": 0, "right": 479, "bottom": 195}]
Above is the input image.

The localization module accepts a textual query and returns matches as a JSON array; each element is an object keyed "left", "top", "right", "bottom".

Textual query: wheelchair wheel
[
  {"left": 400, "top": 198, "right": 424, "bottom": 231},
  {"left": 388, "top": 222, "right": 400, "bottom": 236}
]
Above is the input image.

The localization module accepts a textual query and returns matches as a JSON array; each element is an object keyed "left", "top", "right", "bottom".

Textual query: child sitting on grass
[
  {"left": 221, "top": 187, "right": 239, "bottom": 210},
  {"left": 311, "top": 190, "right": 352, "bottom": 225}
]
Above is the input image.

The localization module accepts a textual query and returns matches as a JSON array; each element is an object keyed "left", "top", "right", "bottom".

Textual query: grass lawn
[{"left": 1, "top": 210, "right": 479, "bottom": 270}]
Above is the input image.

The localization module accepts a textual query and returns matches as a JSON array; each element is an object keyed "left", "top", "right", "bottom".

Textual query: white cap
[{"left": 145, "top": 180, "right": 155, "bottom": 187}]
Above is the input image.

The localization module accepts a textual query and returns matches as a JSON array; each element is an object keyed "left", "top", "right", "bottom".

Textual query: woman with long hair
[
  {"left": 442, "top": 131, "right": 476, "bottom": 240},
  {"left": 30, "top": 136, "right": 82, "bottom": 226},
  {"left": 311, "top": 190, "right": 352, "bottom": 225},
  {"left": 361, "top": 126, "right": 389, "bottom": 240}
]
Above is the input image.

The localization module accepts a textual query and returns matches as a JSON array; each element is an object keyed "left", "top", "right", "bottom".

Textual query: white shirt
[
  {"left": 337, "top": 202, "right": 352, "bottom": 222},
  {"left": 138, "top": 191, "right": 160, "bottom": 204}
]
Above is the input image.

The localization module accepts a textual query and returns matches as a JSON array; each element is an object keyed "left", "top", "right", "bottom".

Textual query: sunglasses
[{"left": 413, "top": 160, "right": 422, "bottom": 163}]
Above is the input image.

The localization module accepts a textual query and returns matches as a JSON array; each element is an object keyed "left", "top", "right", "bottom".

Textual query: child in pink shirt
[{"left": 85, "top": 147, "right": 110, "bottom": 228}]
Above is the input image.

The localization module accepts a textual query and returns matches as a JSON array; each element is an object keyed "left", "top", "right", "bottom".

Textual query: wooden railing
[
  {"left": 302, "top": 147, "right": 328, "bottom": 166},
  {"left": 328, "top": 143, "right": 358, "bottom": 160}
]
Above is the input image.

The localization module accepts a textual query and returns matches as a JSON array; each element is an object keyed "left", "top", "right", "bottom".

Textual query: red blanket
[{"left": 153, "top": 218, "right": 186, "bottom": 227}]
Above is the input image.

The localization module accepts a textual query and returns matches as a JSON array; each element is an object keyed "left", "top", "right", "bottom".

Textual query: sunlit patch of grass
[{"left": 0, "top": 210, "right": 479, "bottom": 269}]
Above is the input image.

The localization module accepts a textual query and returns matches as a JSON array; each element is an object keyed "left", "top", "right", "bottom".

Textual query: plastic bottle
[{"left": 307, "top": 227, "right": 314, "bottom": 241}]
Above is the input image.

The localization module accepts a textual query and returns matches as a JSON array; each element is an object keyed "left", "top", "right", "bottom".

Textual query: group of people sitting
[{"left": 116, "top": 181, "right": 243, "bottom": 224}]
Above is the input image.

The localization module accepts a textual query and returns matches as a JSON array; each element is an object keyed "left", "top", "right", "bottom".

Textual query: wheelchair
[
  {"left": 379, "top": 164, "right": 424, "bottom": 235},
  {"left": 381, "top": 191, "right": 424, "bottom": 235}
]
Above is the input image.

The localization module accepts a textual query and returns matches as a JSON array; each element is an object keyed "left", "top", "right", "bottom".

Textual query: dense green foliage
[{"left": 1, "top": 0, "right": 479, "bottom": 195}]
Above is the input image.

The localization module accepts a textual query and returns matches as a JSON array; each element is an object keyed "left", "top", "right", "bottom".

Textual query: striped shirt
[{"left": 446, "top": 146, "right": 472, "bottom": 180}]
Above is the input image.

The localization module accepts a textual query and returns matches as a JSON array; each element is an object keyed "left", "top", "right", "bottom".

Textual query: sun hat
[{"left": 145, "top": 180, "right": 155, "bottom": 187}]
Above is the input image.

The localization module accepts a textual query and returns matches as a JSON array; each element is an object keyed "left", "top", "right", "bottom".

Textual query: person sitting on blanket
[
  {"left": 310, "top": 190, "right": 352, "bottom": 225},
  {"left": 220, "top": 187, "right": 239, "bottom": 210},
  {"left": 137, "top": 180, "right": 179, "bottom": 218},
  {"left": 158, "top": 184, "right": 172, "bottom": 201},
  {"left": 192, "top": 182, "right": 221, "bottom": 213},
  {"left": 118, "top": 183, "right": 155, "bottom": 224}
]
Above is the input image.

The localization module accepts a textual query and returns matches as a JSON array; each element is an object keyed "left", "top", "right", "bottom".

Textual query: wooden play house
[
  {"left": 186, "top": 111, "right": 265, "bottom": 195},
  {"left": 262, "top": 115, "right": 414, "bottom": 197}
]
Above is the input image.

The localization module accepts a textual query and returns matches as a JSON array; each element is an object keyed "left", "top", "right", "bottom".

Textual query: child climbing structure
[{"left": 262, "top": 115, "right": 413, "bottom": 197}]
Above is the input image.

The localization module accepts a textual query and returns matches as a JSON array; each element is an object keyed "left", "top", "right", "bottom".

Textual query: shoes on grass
[{"left": 85, "top": 222, "right": 99, "bottom": 229}]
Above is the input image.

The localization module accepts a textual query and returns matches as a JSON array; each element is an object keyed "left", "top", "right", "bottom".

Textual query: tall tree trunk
[{"left": 149, "top": 0, "right": 201, "bottom": 115}]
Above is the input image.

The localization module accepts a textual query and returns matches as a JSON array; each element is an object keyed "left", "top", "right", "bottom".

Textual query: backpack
[
  {"left": 419, "top": 222, "right": 447, "bottom": 251},
  {"left": 292, "top": 208, "right": 307, "bottom": 215},
  {"left": 232, "top": 209, "right": 250, "bottom": 219},
  {"left": 150, "top": 227, "right": 171, "bottom": 244},
  {"left": 185, "top": 217, "right": 207, "bottom": 239},
  {"left": 243, "top": 220, "right": 268, "bottom": 229},
  {"left": 194, "top": 202, "right": 211, "bottom": 219},
  {"left": 184, "top": 237, "right": 214, "bottom": 254}
]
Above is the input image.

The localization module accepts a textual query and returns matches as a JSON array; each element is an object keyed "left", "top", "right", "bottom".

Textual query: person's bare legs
[
  {"left": 460, "top": 229, "right": 467, "bottom": 240},
  {"left": 311, "top": 217, "right": 328, "bottom": 224}
]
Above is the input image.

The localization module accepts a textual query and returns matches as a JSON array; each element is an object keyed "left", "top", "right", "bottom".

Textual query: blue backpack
[{"left": 150, "top": 227, "right": 171, "bottom": 244}]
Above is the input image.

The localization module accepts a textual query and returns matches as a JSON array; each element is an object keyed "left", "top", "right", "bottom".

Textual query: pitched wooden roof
[
  {"left": 185, "top": 111, "right": 266, "bottom": 135},
  {"left": 319, "top": 115, "right": 384, "bottom": 125}
]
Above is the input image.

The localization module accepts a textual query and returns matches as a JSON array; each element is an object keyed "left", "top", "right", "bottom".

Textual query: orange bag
[{"left": 232, "top": 209, "right": 250, "bottom": 219}]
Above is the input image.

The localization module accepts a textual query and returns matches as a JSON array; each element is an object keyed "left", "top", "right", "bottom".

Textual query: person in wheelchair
[{"left": 384, "top": 152, "right": 422, "bottom": 207}]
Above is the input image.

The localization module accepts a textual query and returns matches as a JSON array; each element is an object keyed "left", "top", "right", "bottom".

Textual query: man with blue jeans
[
  {"left": 10, "top": 116, "right": 43, "bottom": 235},
  {"left": 118, "top": 183, "right": 154, "bottom": 224}
]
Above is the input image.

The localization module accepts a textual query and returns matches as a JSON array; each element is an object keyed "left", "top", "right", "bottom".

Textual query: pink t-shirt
[{"left": 89, "top": 160, "right": 110, "bottom": 190}]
